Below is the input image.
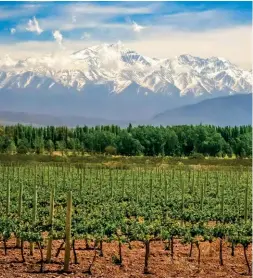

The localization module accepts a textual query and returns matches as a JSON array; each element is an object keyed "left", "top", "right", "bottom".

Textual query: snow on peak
[
  {"left": 0, "top": 43, "right": 251, "bottom": 96},
  {"left": 109, "top": 40, "right": 124, "bottom": 49},
  {"left": 72, "top": 41, "right": 129, "bottom": 59},
  {"left": 0, "top": 54, "right": 16, "bottom": 68}
]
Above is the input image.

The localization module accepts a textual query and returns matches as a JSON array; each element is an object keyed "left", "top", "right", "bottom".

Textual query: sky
[{"left": 0, "top": 1, "right": 252, "bottom": 69}]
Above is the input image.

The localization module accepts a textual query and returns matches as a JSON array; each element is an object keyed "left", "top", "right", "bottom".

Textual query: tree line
[{"left": 0, "top": 124, "right": 251, "bottom": 157}]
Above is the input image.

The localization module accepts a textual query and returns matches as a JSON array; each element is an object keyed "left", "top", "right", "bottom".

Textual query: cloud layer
[{"left": 0, "top": 2, "right": 251, "bottom": 69}]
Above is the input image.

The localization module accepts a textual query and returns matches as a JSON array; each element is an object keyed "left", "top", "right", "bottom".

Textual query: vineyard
[{"left": 0, "top": 163, "right": 252, "bottom": 277}]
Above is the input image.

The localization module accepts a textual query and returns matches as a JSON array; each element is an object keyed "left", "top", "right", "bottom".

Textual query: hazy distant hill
[
  {"left": 0, "top": 111, "right": 129, "bottom": 127},
  {"left": 0, "top": 94, "right": 251, "bottom": 127},
  {"left": 152, "top": 94, "right": 252, "bottom": 126}
]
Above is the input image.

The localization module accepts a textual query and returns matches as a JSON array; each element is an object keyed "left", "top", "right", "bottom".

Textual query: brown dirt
[{"left": 0, "top": 238, "right": 251, "bottom": 278}]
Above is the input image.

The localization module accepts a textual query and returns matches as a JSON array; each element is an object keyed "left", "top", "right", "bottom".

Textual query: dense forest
[{"left": 0, "top": 124, "right": 251, "bottom": 157}]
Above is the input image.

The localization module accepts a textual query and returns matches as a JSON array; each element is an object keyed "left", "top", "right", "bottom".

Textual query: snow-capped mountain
[
  {"left": 0, "top": 41, "right": 251, "bottom": 95},
  {"left": 0, "top": 42, "right": 252, "bottom": 121}
]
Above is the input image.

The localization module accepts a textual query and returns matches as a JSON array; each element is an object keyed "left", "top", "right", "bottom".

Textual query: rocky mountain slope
[{"left": 0, "top": 42, "right": 251, "bottom": 120}]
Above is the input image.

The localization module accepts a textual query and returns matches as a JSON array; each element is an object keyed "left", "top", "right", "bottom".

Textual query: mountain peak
[
  {"left": 71, "top": 41, "right": 130, "bottom": 61},
  {"left": 109, "top": 40, "right": 124, "bottom": 48},
  {"left": 0, "top": 54, "right": 16, "bottom": 68},
  {"left": 178, "top": 54, "right": 196, "bottom": 60},
  {"left": 0, "top": 43, "right": 251, "bottom": 97}
]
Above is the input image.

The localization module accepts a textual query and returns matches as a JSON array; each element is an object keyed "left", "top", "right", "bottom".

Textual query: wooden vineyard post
[
  {"left": 46, "top": 185, "right": 55, "bottom": 263},
  {"left": 89, "top": 168, "right": 92, "bottom": 195},
  {"left": 6, "top": 180, "right": 10, "bottom": 215},
  {"left": 200, "top": 180, "right": 204, "bottom": 211},
  {"left": 180, "top": 172, "right": 185, "bottom": 226},
  {"left": 110, "top": 169, "right": 113, "bottom": 199},
  {"left": 149, "top": 175, "right": 153, "bottom": 205},
  {"left": 181, "top": 173, "right": 185, "bottom": 214},
  {"left": 64, "top": 191, "right": 72, "bottom": 272},
  {"left": 135, "top": 175, "right": 139, "bottom": 203},
  {"left": 122, "top": 171, "right": 126, "bottom": 200},
  {"left": 220, "top": 180, "right": 225, "bottom": 219},
  {"left": 191, "top": 170, "right": 195, "bottom": 194},
  {"left": 244, "top": 173, "right": 249, "bottom": 223},
  {"left": 16, "top": 168, "right": 23, "bottom": 248},
  {"left": 99, "top": 168, "right": 103, "bottom": 199},
  {"left": 216, "top": 172, "right": 219, "bottom": 197},
  {"left": 30, "top": 166, "right": 37, "bottom": 255},
  {"left": 164, "top": 174, "right": 168, "bottom": 204},
  {"left": 188, "top": 169, "right": 191, "bottom": 183},
  {"left": 79, "top": 169, "right": 83, "bottom": 201},
  {"left": 205, "top": 171, "right": 209, "bottom": 195}
]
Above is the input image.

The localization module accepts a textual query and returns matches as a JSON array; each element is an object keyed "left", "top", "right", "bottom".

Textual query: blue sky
[{"left": 0, "top": 1, "right": 251, "bottom": 68}]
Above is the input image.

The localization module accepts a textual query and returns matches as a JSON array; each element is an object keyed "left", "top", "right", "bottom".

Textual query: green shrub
[
  {"left": 17, "top": 144, "right": 28, "bottom": 155},
  {"left": 189, "top": 153, "right": 205, "bottom": 160},
  {"left": 105, "top": 145, "right": 117, "bottom": 155}
]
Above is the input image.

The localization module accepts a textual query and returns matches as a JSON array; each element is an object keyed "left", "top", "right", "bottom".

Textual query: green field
[{"left": 0, "top": 163, "right": 252, "bottom": 274}]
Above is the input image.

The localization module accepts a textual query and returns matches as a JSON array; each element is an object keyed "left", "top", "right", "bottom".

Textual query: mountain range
[
  {"left": 0, "top": 94, "right": 251, "bottom": 127},
  {"left": 152, "top": 93, "right": 252, "bottom": 126},
  {"left": 0, "top": 42, "right": 252, "bottom": 124}
]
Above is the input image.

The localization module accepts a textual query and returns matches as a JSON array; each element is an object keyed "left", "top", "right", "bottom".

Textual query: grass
[{"left": 0, "top": 153, "right": 251, "bottom": 168}]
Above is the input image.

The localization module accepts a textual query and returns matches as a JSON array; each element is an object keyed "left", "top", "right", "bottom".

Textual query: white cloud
[
  {"left": 81, "top": 32, "right": 91, "bottom": 40},
  {"left": 0, "top": 4, "right": 41, "bottom": 20},
  {"left": 131, "top": 21, "right": 146, "bottom": 33},
  {"left": 153, "top": 10, "right": 237, "bottom": 31},
  {"left": 98, "top": 47, "right": 123, "bottom": 70},
  {"left": 37, "top": 14, "right": 129, "bottom": 32},
  {"left": 40, "top": 52, "right": 89, "bottom": 71},
  {"left": 26, "top": 16, "right": 43, "bottom": 35},
  {"left": 65, "top": 3, "right": 158, "bottom": 15},
  {"left": 0, "top": 26, "right": 251, "bottom": 70},
  {"left": 0, "top": 40, "right": 90, "bottom": 59},
  {"left": 19, "top": 3, "right": 159, "bottom": 32},
  {"left": 125, "top": 26, "right": 252, "bottom": 70},
  {"left": 10, "top": 28, "right": 16, "bottom": 35},
  {"left": 52, "top": 30, "right": 65, "bottom": 49},
  {"left": 125, "top": 17, "right": 146, "bottom": 33},
  {"left": 72, "top": 16, "right": 76, "bottom": 23}
]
